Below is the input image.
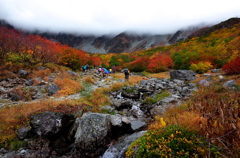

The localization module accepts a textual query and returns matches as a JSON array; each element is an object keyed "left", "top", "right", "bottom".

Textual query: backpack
[
  {"left": 124, "top": 69, "right": 130, "bottom": 75},
  {"left": 102, "top": 68, "right": 108, "bottom": 74}
]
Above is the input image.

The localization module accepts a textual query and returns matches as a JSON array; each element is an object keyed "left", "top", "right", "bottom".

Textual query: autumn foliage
[
  {"left": 222, "top": 55, "right": 240, "bottom": 75},
  {"left": 147, "top": 56, "right": 173, "bottom": 73},
  {"left": 2, "top": 22, "right": 240, "bottom": 74},
  {"left": 189, "top": 61, "right": 213, "bottom": 74},
  {"left": 0, "top": 27, "right": 92, "bottom": 71}
]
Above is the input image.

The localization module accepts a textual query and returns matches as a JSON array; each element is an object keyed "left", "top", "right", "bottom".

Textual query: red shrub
[
  {"left": 222, "top": 56, "right": 240, "bottom": 75},
  {"left": 128, "top": 58, "right": 150, "bottom": 72},
  {"left": 147, "top": 56, "right": 173, "bottom": 73}
]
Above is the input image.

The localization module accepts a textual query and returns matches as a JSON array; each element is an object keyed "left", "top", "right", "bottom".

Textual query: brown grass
[
  {"left": 29, "top": 69, "right": 52, "bottom": 78},
  {"left": 44, "top": 63, "right": 69, "bottom": 72},
  {"left": 161, "top": 84, "right": 240, "bottom": 157},
  {"left": 0, "top": 99, "right": 91, "bottom": 144},
  {"left": 149, "top": 72, "right": 170, "bottom": 79},
  {"left": 110, "top": 82, "right": 125, "bottom": 91},
  {"left": 54, "top": 78, "right": 83, "bottom": 96},
  {"left": 163, "top": 106, "right": 207, "bottom": 133},
  {"left": 82, "top": 75, "right": 95, "bottom": 84},
  {"left": 0, "top": 69, "right": 17, "bottom": 80},
  {"left": 81, "top": 87, "right": 111, "bottom": 108},
  {"left": 127, "top": 75, "right": 148, "bottom": 86},
  {"left": 111, "top": 73, "right": 124, "bottom": 79}
]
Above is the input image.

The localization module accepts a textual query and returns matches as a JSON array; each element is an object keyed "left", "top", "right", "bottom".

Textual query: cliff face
[{"left": 37, "top": 29, "right": 197, "bottom": 54}]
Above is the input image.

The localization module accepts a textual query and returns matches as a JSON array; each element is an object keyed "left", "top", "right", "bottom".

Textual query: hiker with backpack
[
  {"left": 122, "top": 68, "right": 131, "bottom": 81},
  {"left": 100, "top": 68, "right": 110, "bottom": 79},
  {"left": 82, "top": 64, "right": 89, "bottom": 72}
]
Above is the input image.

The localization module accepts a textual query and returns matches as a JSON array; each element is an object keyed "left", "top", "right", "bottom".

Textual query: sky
[{"left": 0, "top": 0, "right": 240, "bottom": 35}]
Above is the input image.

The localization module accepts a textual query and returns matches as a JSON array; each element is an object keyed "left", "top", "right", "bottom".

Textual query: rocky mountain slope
[
  {"left": 1, "top": 17, "right": 240, "bottom": 54},
  {"left": 187, "top": 17, "right": 240, "bottom": 39},
  {"left": 38, "top": 29, "right": 200, "bottom": 54},
  {"left": 0, "top": 19, "right": 202, "bottom": 54}
]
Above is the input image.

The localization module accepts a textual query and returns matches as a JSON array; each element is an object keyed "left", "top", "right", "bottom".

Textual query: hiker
[
  {"left": 122, "top": 68, "right": 131, "bottom": 81},
  {"left": 112, "top": 65, "right": 116, "bottom": 73},
  {"left": 82, "top": 64, "right": 89, "bottom": 72},
  {"left": 97, "top": 67, "right": 102, "bottom": 74},
  {"left": 82, "top": 65, "right": 86, "bottom": 72},
  {"left": 101, "top": 68, "right": 109, "bottom": 79}
]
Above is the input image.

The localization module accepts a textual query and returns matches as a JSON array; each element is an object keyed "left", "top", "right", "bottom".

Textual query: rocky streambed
[{"left": 1, "top": 69, "right": 235, "bottom": 158}]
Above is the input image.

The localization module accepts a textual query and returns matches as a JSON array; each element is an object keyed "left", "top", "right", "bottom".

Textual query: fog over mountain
[{"left": 0, "top": 0, "right": 240, "bottom": 35}]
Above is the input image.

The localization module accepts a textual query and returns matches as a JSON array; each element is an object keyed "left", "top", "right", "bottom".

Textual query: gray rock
[
  {"left": 198, "top": 79, "right": 210, "bottom": 86},
  {"left": 170, "top": 70, "right": 196, "bottom": 81},
  {"left": 0, "top": 148, "right": 8, "bottom": 154},
  {"left": 223, "top": 80, "right": 236, "bottom": 88},
  {"left": 121, "top": 87, "right": 140, "bottom": 99},
  {"left": 130, "top": 120, "right": 147, "bottom": 131},
  {"left": 18, "top": 70, "right": 28, "bottom": 78},
  {"left": 101, "top": 131, "right": 146, "bottom": 158},
  {"left": 211, "top": 69, "right": 220, "bottom": 73},
  {"left": 74, "top": 112, "right": 112, "bottom": 157},
  {"left": 118, "top": 79, "right": 125, "bottom": 83},
  {"left": 159, "top": 96, "right": 178, "bottom": 105},
  {"left": 67, "top": 70, "right": 77, "bottom": 76},
  {"left": 111, "top": 98, "right": 132, "bottom": 110},
  {"left": 111, "top": 115, "right": 123, "bottom": 127},
  {"left": 203, "top": 74, "right": 211, "bottom": 77},
  {"left": 37, "top": 66, "right": 47, "bottom": 70},
  {"left": 47, "top": 84, "right": 60, "bottom": 96},
  {"left": 17, "top": 126, "right": 31, "bottom": 140},
  {"left": 8, "top": 92, "right": 21, "bottom": 101},
  {"left": 30, "top": 111, "right": 75, "bottom": 137},
  {"left": 48, "top": 76, "right": 55, "bottom": 82},
  {"left": 25, "top": 79, "right": 33, "bottom": 86},
  {"left": 0, "top": 87, "right": 7, "bottom": 94},
  {"left": 140, "top": 79, "right": 148, "bottom": 86},
  {"left": 101, "top": 105, "right": 115, "bottom": 113},
  {"left": 0, "top": 80, "right": 7, "bottom": 86}
]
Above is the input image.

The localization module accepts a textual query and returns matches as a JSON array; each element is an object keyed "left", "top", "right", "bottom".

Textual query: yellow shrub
[
  {"left": 190, "top": 61, "right": 213, "bottom": 74},
  {"left": 149, "top": 116, "right": 167, "bottom": 130}
]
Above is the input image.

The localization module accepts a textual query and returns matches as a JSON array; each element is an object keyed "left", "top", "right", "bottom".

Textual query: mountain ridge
[{"left": 1, "top": 17, "right": 240, "bottom": 54}]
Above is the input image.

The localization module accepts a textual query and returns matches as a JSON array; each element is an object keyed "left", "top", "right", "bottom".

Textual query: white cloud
[{"left": 0, "top": 0, "right": 240, "bottom": 35}]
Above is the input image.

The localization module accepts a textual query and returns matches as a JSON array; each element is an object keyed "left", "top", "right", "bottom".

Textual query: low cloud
[{"left": 0, "top": 0, "right": 240, "bottom": 35}]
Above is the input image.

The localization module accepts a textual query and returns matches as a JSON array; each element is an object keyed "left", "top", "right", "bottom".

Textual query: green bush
[
  {"left": 80, "top": 82, "right": 93, "bottom": 98},
  {"left": 142, "top": 90, "right": 170, "bottom": 105},
  {"left": 126, "top": 125, "right": 221, "bottom": 158}
]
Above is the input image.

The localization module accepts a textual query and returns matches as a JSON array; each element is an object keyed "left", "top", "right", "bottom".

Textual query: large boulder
[
  {"left": 30, "top": 111, "right": 75, "bottom": 138},
  {"left": 101, "top": 131, "right": 146, "bottom": 158},
  {"left": 17, "top": 126, "right": 31, "bottom": 140},
  {"left": 198, "top": 79, "right": 210, "bottom": 86},
  {"left": 170, "top": 70, "right": 196, "bottom": 81},
  {"left": 47, "top": 84, "right": 60, "bottom": 96},
  {"left": 18, "top": 70, "right": 28, "bottom": 78},
  {"left": 111, "top": 98, "right": 133, "bottom": 110},
  {"left": 121, "top": 87, "right": 140, "bottom": 99},
  {"left": 8, "top": 91, "right": 21, "bottom": 101},
  {"left": 74, "top": 112, "right": 112, "bottom": 157},
  {"left": 223, "top": 80, "right": 236, "bottom": 88}
]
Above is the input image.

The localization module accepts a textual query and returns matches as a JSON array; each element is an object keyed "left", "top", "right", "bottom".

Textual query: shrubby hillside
[{"left": 0, "top": 17, "right": 240, "bottom": 157}]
